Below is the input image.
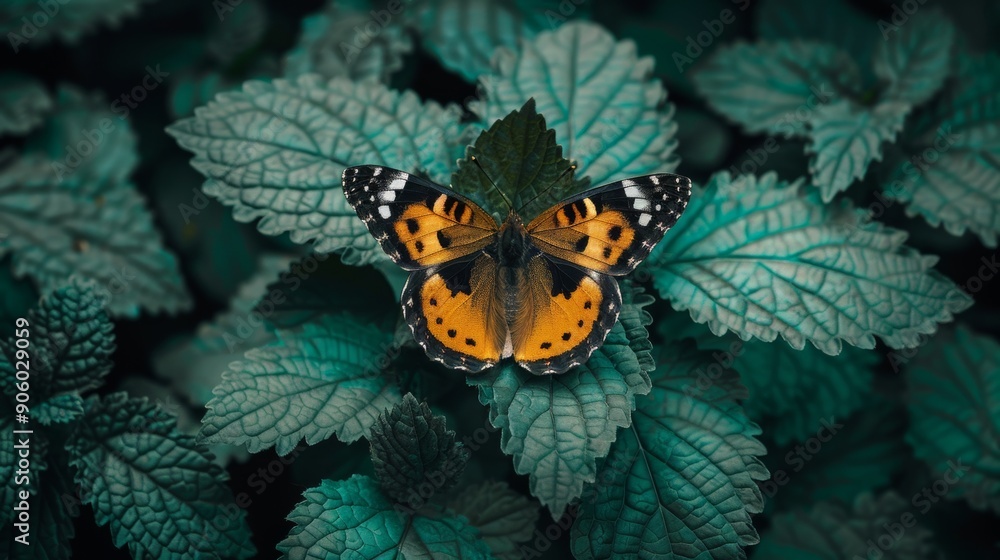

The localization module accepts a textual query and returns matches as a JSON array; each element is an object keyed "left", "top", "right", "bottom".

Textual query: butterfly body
[{"left": 344, "top": 165, "right": 691, "bottom": 375}]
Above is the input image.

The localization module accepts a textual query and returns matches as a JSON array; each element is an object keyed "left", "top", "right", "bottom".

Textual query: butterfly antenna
[
  {"left": 471, "top": 156, "right": 513, "bottom": 212},
  {"left": 514, "top": 162, "right": 576, "bottom": 216}
]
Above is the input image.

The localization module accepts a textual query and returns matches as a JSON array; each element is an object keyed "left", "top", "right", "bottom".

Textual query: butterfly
[{"left": 343, "top": 162, "right": 691, "bottom": 374}]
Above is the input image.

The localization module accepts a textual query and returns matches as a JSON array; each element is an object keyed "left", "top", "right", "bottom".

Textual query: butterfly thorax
[{"left": 492, "top": 210, "right": 538, "bottom": 268}]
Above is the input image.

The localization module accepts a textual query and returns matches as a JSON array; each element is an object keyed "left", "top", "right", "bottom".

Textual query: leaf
[
  {"left": 0, "top": 0, "right": 150, "bottom": 47},
  {"left": 471, "top": 21, "right": 680, "bottom": 188},
  {"left": 761, "top": 399, "right": 908, "bottom": 513},
  {"left": 35, "top": 393, "right": 85, "bottom": 425},
  {"left": 0, "top": 258, "right": 37, "bottom": 332},
  {"left": 67, "top": 393, "right": 255, "bottom": 560},
  {"left": 0, "top": 413, "right": 38, "bottom": 529},
  {"left": 674, "top": 107, "right": 732, "bottom": 170},
  {"left": 9, "top": 458, "right": 76, "bottom": 560},
  {"left": 199, "top": 313, "right": 402, "bottom": 454},
  {"left": 644, "top": 172, "right": 972, "bottom": 355},
  {"left": 571, "top": 342, "right": 767, "bottom": 560},
  {"left": 0, "top": 154, "right": 191, "bottom": 316},
  {"left": 370, "top": 393, "right": 470, "bottom": 503},
  {"left": 278, "top": 475, "right": 492, "bottom": 559},
  {"left": 693, "top": 40, "right": 860, "bottom": 138},
  {"left": 451, "top": 98, "right": 588, "bottom": 219},
  {"left": 167, "top": 75, "right": 461, "bottom": 264},
  {"left": 283, "top": 1, "right": 413, "bottom": 82},
  {"left": 807, "top": 99, "right": 909, "bottom": 201},
  {"left": 415, "top": 0, "right": 556, "bottom": 82},
  {"left": 24, "top": 85, "right": 139, "bottom": 189},
  {"left": 468, "top": 319, "right": 649, "bottom": 516},
  {"left": 755, "top": 0, "right": 878, "bottom": 65},
  {"left": 448, "top": 481, "right": 539, "bottom": 560},
  {"left": 666, "top": 318, "right": 876, "bottom": 446},
  {"left": 206, "top": 0, "right": 267, "bottom": 64},
  {"left": 906, "top": 325, "right": 1000, "bottom": 513},
  {"left": 0, "top": 72, "right": 52, "bottom": 135},
  {"left": 754, "top": 492, "right": 936, "bottom": 559},
  {"left": 886, "top": 53, "right": 1000, "bottom": 246},
  {"left": 617, "top": 281, "right": 656, "bottom": 374},
  {"left": 873, "top": 9, "right": 955, "bottom": 107}
]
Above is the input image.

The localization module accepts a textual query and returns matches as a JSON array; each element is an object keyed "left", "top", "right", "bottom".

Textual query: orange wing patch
[
  {"left": 510, "top": 256, "right": 621, "bottom": 374},
  {"left": 393, "top": 193, "right": 496, "bottom": 267},
  {"left": 401, "top": 254, "right": 506, "bottom": 372},
  {"left": 528, "top": 198, "right": 637, "bottom": 273}
]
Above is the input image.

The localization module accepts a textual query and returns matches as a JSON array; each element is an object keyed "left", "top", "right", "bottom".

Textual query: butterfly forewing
[
  {"left": 526, "top": 173, "right": 692, "bottom": 275},
  {"left": 343, "top": 165, "right": 498, "bottom": 271}
]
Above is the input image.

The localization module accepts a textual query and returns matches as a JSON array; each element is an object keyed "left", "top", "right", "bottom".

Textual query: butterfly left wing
[
  {"left": 526, "top": 173, "right": 692, "bottom": 275},
  {"left": 343, "top": 165, "right": 498, "bottom": 270}
]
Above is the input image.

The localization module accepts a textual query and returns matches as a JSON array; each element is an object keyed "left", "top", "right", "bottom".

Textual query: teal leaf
[
  {"left": 283, "top": 1, "right": 413, "bottom": 82},
  {"left": 667, "top": 319, "right": 876, "bottom": 446},
  {"left": 0, "top": 259, "right": 37, "bottom": 332},
  {"left": 0, "top": 154, "right": 191, "bottom": 316},
  {"left": 0, "top": 413, "right": 39, "bottom": 529},
  {"left": 571, "top": 342, "right": 767, "bottom": 559},
  {"left": 451, "top": 98, "right": 587, "bottom": 219},
  {"left": 278, "top": 475, "right": 492, "bottom": 559},
  {"left": 617, "top": 281, "right": 656, "bottom": 374},
  {"left": 369, "top": 393, "right": 470, "bottom": 503},
  {"left": 206, "top": 0, "right": 267, "bottom": 64},
  {"left": 755, "top": 0, "right": 877, "bottom": 65},
  {"left": 755, "top": 492, "right": 935, "bottom": 559},
  {"left": 468, "top": 319, "right": 649, "bottom": 516},
  {"left": 415, "top": 0, "right": 557, "bottom": 82},
  {"left": 807, "top": 99, "right": 909, "bottom": 201},
  {"left": 674, "top": 108, "right": 732, "bottom": 170},
  {"left": 694, "top": 40, "right": 859, "bottom": 138},
  {"left": 35, "top": 392, "right": 85, "bottom": 425},
  {"left": 906, "top": 325, "right": 1000, "bottom": 513},
  {"left": 645, "top": 172, "right": 972, "bottom": 354},
  {"left": 448, "top": 481, "right": 539, "bottom": 560},
  {"left": 199, "top": 313, "right": 402, "bottom": 454},
  {"left": 471, "top": 21, "right": 680, "bottom": 188},
  {"left": 167, "top": 75, "right": 461, "bottom": 264},
  {"left": 17, "top": 459, "right": 76, "bottom": 560},
  {"left": 886, "top": 53, "right": 1000, "bottom": 246},
  {"left": 0, "top": 72, "right": 52, "bottom": 135},
  {"left": 872, "top": 9, "right": 955, "bottom": 107},
  {"left": 761, "top": 399, "right": 907, "bottom": 513},
  {"left": 0, "top": 0, "right": 149, "bottom": 47},
  {"left": 24, "top": 85, "right": 138, "bottom": 189},
  {"left": 67, "top": 393, "right": 255, "bottom": 559}
]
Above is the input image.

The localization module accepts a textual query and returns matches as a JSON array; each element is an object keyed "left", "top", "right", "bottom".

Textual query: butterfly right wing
[{"left": 343, "top": 165, "right": 499, "bottom": 270}]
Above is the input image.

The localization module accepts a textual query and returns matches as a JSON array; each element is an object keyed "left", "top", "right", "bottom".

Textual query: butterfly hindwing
[
  {"left": 526, "top": 173, "right": 692, "bottom": 275},
  {"left": 343, "top": 165, "right": 498, "bottom": 270},
  {"left": 401, "top": 254, "right": 506, "bottom": 372},
  {"left": 510, "top": 254, "right": 622, "bottom": 374}
]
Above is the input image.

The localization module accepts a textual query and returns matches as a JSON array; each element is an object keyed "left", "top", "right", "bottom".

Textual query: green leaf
[
  {"left": 571, "top": 342, "right": 767, "bottom": 559},
  {"left": 0, "top": 72, "right": 52, "bottom": 135},
  {"left": 452, "top": 98, "right": 588, "bottom": 219},
  {"left": 468, "top": 319, "right": 649, "bottom": 516},
  {"left": 807, "top": 99, "right": 909, "bottom": 201},
  {"left": 645, "top": 172, "right": 972, "bottom": 355},
  {"left": 0, "top": 413, "right": 38, "bottom": 529},
  {"left": 448, "top": 481, "right": 539, "bottom": 560},
  {"left": 35, "top": 393, "right": 85, "bottom": 425},
  {"left": 693, "top": 40, "right": 859, "bottom": 138},
  {"left": 199, "top": 313, "right": 402, "bottom": 454},
  {"left": 886, "top": 53, "right": 1000, "bottom": 246},
  {"left": 873, "top": 9, "right": 955, "bottom": 107},
  {"left": 761, "top": 399, "right": 907, "bottom": 513},
  {"left": 755, "top": 492, "right": 936, "bottom": 559},
  {"left": 283, "top": 1, "right": 413, "bottom": 82},
  {"left": 0, "top": 0, "right": 149, "bottom": 47},
  {"left": 755, "top": 0, "right": 877, "bottom": 64},
  {"left": 0, "top": 154, "right": 191, "bottom": 316},
  {"left": 9, "top": 458, "right": 76, "bottom": 560},
  {"left": 370, "top": 393, "right": 470, "bottom": 503},
  {"left": 278, "top": 475, "right": 492, "bottom": 559},
  {"left": 906, "top": 325, "right": 1000, "bottom": 513},
  {"left": 205, "top": 0, "right": 267, "bottom": 64},
  {"left": 415, "top": 0, "right": 557, "bottom": 82},
  {"left": 67, "top": 393, "right": 255, "bottom": 560},
  {"left": 667, "top": 319, "right": 876, "bottom": 446},
  {"left": 24, "top": 85, "right": 139, "bottom": 189},
  {"left": 167, "top": 75, "right": 461, "bottom": 264},
  {"left": 471, "top": 21, "right": 680, "bottom": 188},
  {"left": 617, "top": 281, "right": 656, "bottom": 374}
]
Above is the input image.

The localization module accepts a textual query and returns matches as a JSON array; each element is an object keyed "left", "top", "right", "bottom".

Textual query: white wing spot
[
  {"left": 633, "top": 198, "right": 651, "bottom": 210},
  {"left": 378, "top": 205, "right": 392, "bottom": 219},
  {"left": 373, "top": 167, "right": 382, "bottom": 176},
  {"left": 637, "top": 213, "right": 652, "bottom": 226},
  {"left": 389, "top": 178, "right": 407, "bottom": 190},
  {"left": 624, "top": 185, "right": 642, "bottom": 198},
  {"left": 379, "top": 190, "right": 396, "bottom": 202},
  {"left": 650, "top": 175, "right": 659, "bottom": 185},
  {"left": 655, "top": 204, "right": 662, "bottom": 211}
]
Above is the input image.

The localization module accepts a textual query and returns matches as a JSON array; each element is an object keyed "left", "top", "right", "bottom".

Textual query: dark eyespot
[
  {"left": 415, "top": 240, "right": 425, "bottom": 252},
  {"left": 577, "top": 320, "right": 584, "bottom": 327},
  {"left": 447, "top": 329, "right": 456, "bottom": 337},
  {"left": 435, "top": 317, "right": 443, "bottom": 325},
  {"left": 437, "top": 231, "right": 452, "bottom": 248},
  {"left": 584, "top": 301, "right": 592, "bottom": 309},
  {"left": 602, "top": 246, "right": 612, "bottom": 259},
  {"left": 465, "top": 338, "right": 476, "bottom": 346},
  {"left": 429, "top": 298, "right": 438, "bottom": 306},
  {"left": 574, "top": 236, "right": 589, "bottom": 251},
  {"left": 561, "top": 332, "right": 571, "bottom": 341},
  {"left": 540, "top": 342, "right": 552, "bottom": 349},
  {"left": 406, "top": 218, "right": 419, "bottom": 233},
  {"left": 608, "top": 225, "right": 623, "bottom": 240}
]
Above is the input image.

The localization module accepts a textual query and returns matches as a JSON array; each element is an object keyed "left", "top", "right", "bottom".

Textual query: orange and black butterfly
[{"left": 343, "top": 163, "right": 691, "bottom": 374}]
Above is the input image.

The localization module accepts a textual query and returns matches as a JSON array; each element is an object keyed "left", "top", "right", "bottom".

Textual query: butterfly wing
[
  {"left": 343, "top": 165, "right": 499, "bottom": 271},
  {"left": 509, "top": 253, "right": 622, "bottom": 374},
  {"left": 401, "top": 254, "right": 507, "bottom": 372},
  {"left": 526, "top": 173, "right": 692, "bottom": 275}
]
